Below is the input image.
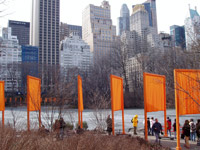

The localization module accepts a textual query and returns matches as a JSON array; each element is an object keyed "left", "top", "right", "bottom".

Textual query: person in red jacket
[{"left": 167, "top": 117, "right": 172, "bottom": 137}]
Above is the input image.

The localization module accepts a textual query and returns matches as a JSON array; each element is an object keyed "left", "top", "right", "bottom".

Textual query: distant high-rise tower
[
  {"left": 82, "top": 1, "right": 116, "bottom": 63},
  {"left": 184, "top": 6, "right": 200, "bottom": 50},
  {"left": 132, "top": 0, "right": 158, "bottom": 34},
  {"left": 170, "top": 25, "right": 186, "bottom": 49},
  {"left": 117, "top": 4, "right": 130, "bottom": 36},
  {"left": 30, "top": 0, "right": 60, "bottom": 64},
  {"left": 8, "top": 20, "right": 30, "bottom": 46},
  {"left": 60, "top": 22, "right": 82, "bottom": 41}
]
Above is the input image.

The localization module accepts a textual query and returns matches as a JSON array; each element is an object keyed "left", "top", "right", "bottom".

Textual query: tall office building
[
  {"left": 8, "top": 20, "right": 30, "bottom": 46},
  {"left": 184, "top": 6, "right": 200, "bottom": 50},
  {"left": 170, "top": 25, "right": 186, "bottom": 49},
  {"left": 60, "top": 22, "right": 82, "bottom": 41},
  {"left": 117, "top": 4, "right": 130, "bottom": 36},
  {"left": 0, "top": 28, "right": 21, "bottom": 92},
  {"left": 130, "top": 4, "right": 149, "bottom": 53},
  {"left": 21, "top": 45, "right": 39, "bottom": 63},
  {"left": 30, "top": 0, "right": 60, "bottom": 64},
  {"left": 82, "top": 1, "right": 116, "bottom": 63},
  {"left": 132, "top": 0, "right": 158, "bottom": 34},
  {"left": 60, "top": 32, "right": 93, "bottom": 71},
  {"left": 68, "top": 25, "right": 82, "bottom": 38}
]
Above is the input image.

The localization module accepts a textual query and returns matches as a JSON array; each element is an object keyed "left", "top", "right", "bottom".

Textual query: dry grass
[{"left": 0, "top": 126, "right": 170, "bottom": 150}]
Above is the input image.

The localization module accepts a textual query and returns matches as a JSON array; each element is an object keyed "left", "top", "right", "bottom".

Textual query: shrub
[
  {"left": 65, "top": 122, "right": 74, "bottom": 130},
  {"left": 76, "top": 121, "right": 88, "bottom": 130}
]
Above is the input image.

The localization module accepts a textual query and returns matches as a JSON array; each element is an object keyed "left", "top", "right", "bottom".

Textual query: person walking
[
  {"left": 173, "top": 119, "right": 177, "bottom": 139},
  {"left": 196, "top": 119, "right": 200, "bottom": 141},
  {"left": 167, "top": 117, "right": 172, "bottom": 137},
  {"left": 59, "top": 117, "right": 66, "bottom": 139},
  {"left": 189, "top": 118, "right": 196, "bottom": 141},
  {"left": 150, "top": 117, "right": 155, "bottom": 136},
  {"left": 106, "top": 115, "right": 112, "bottom": 135},
  {"left": 152, "top": 118, "right": 162, "bottom": 144},
  {"left": 182, "top": 120, "right": 190, "bottom": 149},
  {"left": 132, "top": 115, "right": 138, "bottom": 135},
  {"left": 147, "top": 117, "right": 151, "bottom": 135}
]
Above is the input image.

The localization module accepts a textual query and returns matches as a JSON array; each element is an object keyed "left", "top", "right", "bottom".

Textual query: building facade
[
  {"left": 60, "top": 32, "right": 93, "bottom": 71},
  {"left": 82, "top": 1, "right": 116, "bottom": 63},
  {"left": 159, "top": 32, "right": 172, "bottom": 50},
  {"left": 130, "top": 4, "right": 149, "bottom": 53},
  {"left": 21, "top": 45, "right": 39, "bottom": 63},
  {"left": 0, "top": 27, "right": 21, "bottom": 92},
  {"left": 117, "top": 4, "right": 130, "bottom": 36},
  {"left": 184, "top": 7, "right": 200, "bottom": 50},
  {"left": 132, "top": 0, "right": 158, "bottom": 34},
  {"left": 30, "top": 0, "right": 60, "bottom": 64},
  {"left": 60, "top": 22, "right": 82, "bottom": 41},
  {"left": 170, "top": 25, "right": 186, "bottom": 49},
  {"left": 8, "top": 20, "right": 30, "bottom": 46}
]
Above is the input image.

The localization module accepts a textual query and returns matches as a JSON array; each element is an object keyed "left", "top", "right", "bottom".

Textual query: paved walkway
[{"left": 129, "top": 131, "right": 199, "bottom": 150}]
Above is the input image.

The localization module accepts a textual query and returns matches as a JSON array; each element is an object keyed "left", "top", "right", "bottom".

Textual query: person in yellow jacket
[{"left": 131, "top": 115, "right": 138, "bottom": 135}]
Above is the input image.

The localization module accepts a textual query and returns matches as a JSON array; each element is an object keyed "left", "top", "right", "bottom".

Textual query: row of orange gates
[
  {"left": 0, "top": 69, "right": 200, "bottom": 150},
  {"left": 4, "top": 97, "right": 60, "bottom": 104}
]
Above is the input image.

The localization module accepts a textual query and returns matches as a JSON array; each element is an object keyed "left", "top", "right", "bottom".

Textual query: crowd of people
[{"left": 106, "top": 115, "right": 200, "bottom": 148}]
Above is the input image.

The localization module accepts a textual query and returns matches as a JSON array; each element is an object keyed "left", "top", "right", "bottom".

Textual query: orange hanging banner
[
  {"left": 110, "top": 75, "right": 125, "bottom": 135},
  {"left": 174, "top": 69, "right": 200, "bottom": 150},
  {"left": 27, "top": 76, "right": 41, "bottom": 111},
  {"left": 143, "top": 73, "right": 165, "bottom": 112},
  {"left": 143, "top": 73, "right": 167, "bottom": 140},
  {"left": 45, "top": 98, "right": 48, "bottom": 103},
  {"left": 0, "top": 81, "right": 5, "bottom": 111},
  {"left": 175, "top": 69, "right": 200, "bottom": 115},
  {"left": 78, "top": 75, "right": 84, "bottom": 112},
  {"left": 0, "top": 81, "right": 5, "bottom": 127},
  {"left": 78, "top": 75, "right": 84, "bottom": 128},
  {"left": 27, "top": 75, "right": 41, "bottom": 131}
]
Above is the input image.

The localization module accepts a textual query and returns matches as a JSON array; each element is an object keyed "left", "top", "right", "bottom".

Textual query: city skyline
[{"left": 0, "top": 0, "right": 200, "bottom": 34}]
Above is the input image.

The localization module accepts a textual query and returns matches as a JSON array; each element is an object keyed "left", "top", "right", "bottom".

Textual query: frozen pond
[{"left": 1, "top": 107, "right": 200, "bottom": 131}]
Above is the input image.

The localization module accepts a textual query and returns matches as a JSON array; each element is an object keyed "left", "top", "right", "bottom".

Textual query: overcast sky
[{"left": 0, "top": 0, "right": 200, "bottom": 34}]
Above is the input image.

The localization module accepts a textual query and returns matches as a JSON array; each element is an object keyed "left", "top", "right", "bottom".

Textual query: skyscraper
[
  {"left": 117, "top": 4, "right": 130, "bottom": 36},
  {"left": 82, "top": 1, "right": 116, "bottom": 63},
  {"left": 8, "top": 20, "right": 30, "bottom": 46},
  {"left": 60, "top": 22, "right": 82, "bottom": 41},
  {"left": 0, "top": 28, "right": 21, "bottom": 92},
  {"left": 60, "top": 32, "right": 93, "bottom": 71},
  {"left": 30, "top": 0, "right": 60, "bottom": 64},
  {"left": 132, "top": 0, "right": 158, "bottom": 34},
  {"left": 184, "top": 6, "right": 200, "bottom": 50},
  {"left": 130, "top": 4, "right": 149, "bottom": 53},
  {"left": 170, "top": 25, "right": 186, "bottom": 49}
]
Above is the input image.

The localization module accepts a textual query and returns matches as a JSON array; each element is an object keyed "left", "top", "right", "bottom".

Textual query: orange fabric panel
[
  {"left": 174, "top": 69, "right": 200, "bottom": 115},
  {"left": 27, "top": 76, "right": 41, "bottom": 111},
  {"left": 110, "top": 75, "right": 124, "bottom": 111},
  {"left": 144, "top": 73, "right": 166, "bottom": 112},
  {"left": 0, "top": 81, "right": 5, "bottom": 111},
  {"left": 45, "top": 98, "right": 47, "bottom": 103},
  {"left": 78, "top": 75, "right": 84, "bottom": 111}
]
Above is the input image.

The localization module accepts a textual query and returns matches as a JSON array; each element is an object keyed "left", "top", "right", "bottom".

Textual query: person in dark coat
[
  {"left": 147, "top": 117, "right": 151, "bottom": 135},
  {"left": 59, "top": 117, "right": 66, "bottom": 139},
  {"left": 106, "top": 115, "right": 112, "bottom": 135},
  {"left": 182, "top": 120, "right": 190, "bottom": 148},
  {"left": 173, "top": 119, "right": 176, "bottom": 139},
  {"left": 196, "top": 119, "right": 200, "bottom": 140},
  {"left": 152, "top": 118, "right": 162, "bottom": 143}
]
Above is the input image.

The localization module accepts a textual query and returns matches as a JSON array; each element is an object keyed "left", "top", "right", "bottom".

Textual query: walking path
[{"left": 128, "top": 131, "right": 199, "bottom": 150}]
